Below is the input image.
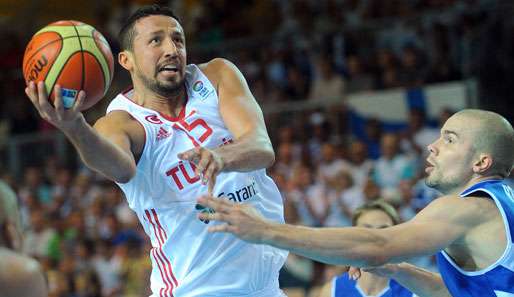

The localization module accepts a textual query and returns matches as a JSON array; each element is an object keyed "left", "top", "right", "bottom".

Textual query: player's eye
[{"left": 150, "top": 37, "right": 160, "bottom": 45}]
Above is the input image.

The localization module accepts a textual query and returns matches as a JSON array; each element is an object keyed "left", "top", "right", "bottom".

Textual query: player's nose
[
  {"left": 162, "top": 38, "right": 179, "bottom": 58},
  {"left": 427, "top": 141, "right": 437, "bottom": 155}
]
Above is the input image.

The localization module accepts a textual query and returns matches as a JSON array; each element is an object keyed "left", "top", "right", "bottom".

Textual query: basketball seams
[
  {"left": 82, "top": 48, "right": 109, "bottom": 93},
  {"left": 71, "top": 23, "right": 85, "bottom": 92},
  {"left": 23, "top": 33, "right": 63, "bottom": 77},
  {"left": 46, "top": 51, "right": 80, "bottom": 102},
  {"left": 82, "top": 51, "right": 106, "bottom": 96},
  {"left": 24, "top": 21, "right": 113, "bottom": 110},
  {"left": 90, "top": 30, "right": 112, "bottom": 88},
  {"left": 25, "top": 35, "right": 111, "bottom": 89},
  {"left": 23, "top": 35, "right": 101, "bottom": 71},
  {"left": 44, "top": 37, "right": 82, "bottom": 100}
]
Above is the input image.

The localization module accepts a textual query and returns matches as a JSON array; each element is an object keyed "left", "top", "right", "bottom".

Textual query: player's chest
[{"left": 144, "top": 109, "right": 233, "bottom": 191}]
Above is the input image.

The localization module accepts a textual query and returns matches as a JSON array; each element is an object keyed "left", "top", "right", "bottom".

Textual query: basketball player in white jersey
[
  {"left": 24, "top": 4, "right": 287, "bottom": 297},
  {"left": 199, "top": 109, "right": 514, "bottom": 297},
  {"left": 0, "top": 181, "right": 47, "bottom": 297}
]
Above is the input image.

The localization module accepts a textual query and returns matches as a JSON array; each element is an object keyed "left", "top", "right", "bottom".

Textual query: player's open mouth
[{"left": 159, "top": 64, "right": 179, "bottom": 74}]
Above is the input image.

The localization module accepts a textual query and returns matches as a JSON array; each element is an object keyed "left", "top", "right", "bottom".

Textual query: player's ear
[
  {"left": 118, "top": 50, "right": 133, "bottom": 71},
  {"left": 472, "top": 153, "right": 493, "bottom": 174}
]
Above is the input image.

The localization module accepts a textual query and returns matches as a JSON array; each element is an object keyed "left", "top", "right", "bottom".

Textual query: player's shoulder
[
  {"left": 198, "top": 58, "right": 235, "bottom": 72},
  {"left": 198, "top": 58, "right": 240, "bottom": 84}
]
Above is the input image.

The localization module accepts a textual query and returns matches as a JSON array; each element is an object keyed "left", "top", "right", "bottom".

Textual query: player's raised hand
[
  {"left": 196, "top": 195, "right": 271, "bottom": 244},
  {"left": 25, "top": 81, "right": 86, "bottom": 131},
  {"left": 178, "top": 147, "right": 224, "bottom": 194}
]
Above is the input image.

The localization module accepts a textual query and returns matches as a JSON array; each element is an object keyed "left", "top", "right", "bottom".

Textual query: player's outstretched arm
[
  {"left": 197, "top": 195, "right": 486, "bottom": 267},
  {"left": 25, "top": 81, "right": 138, "bottom": 183},
  {"left": 363, "top": 263, "right": 451, "bottom": 297}
]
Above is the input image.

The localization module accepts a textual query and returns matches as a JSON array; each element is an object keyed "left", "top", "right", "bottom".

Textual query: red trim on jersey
[
  {"left": 158, "top": 92, "right": 188, "bottom": 122},
  {"left": 151, "top": 209, "right": 178, "bottom": 286},
  {"left": 150, "top": 209, "right": 167, "bottom": 245},
  {"left": 151, "top": 248, "right": 169, "bottom": 297},
  {"left": 172, "top": 123, "right": 200, "bottom": 147},
  {"left": 146, "top": 210, "right": 175, "bottom": 296},
  {"left": 154, "top": 248, "right": 175, "bottom": 296}
]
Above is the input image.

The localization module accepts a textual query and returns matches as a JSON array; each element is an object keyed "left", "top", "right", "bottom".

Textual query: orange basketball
[{"left": 22, "top": 20, "right": 114, "bottom": 110}]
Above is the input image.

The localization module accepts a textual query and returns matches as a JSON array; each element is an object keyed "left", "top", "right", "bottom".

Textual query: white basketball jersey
[{"left": 106, "top": 64, "right": 288, "bottom": 297}]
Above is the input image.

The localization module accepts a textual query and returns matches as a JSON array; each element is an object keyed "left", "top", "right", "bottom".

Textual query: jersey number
[{"left": 178, "top": 111, "right": 213, "bottom": 143}]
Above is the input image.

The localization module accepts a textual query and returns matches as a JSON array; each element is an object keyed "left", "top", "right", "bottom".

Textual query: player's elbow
[
  {"left": 115, "top": 168, "right": 135, "bottom": 184},
  {"left": 263, "top": 147, "right": 276, "bottom": 168},
  {"left": 112, "top": 164, "right": 136, "bottom": 184}
]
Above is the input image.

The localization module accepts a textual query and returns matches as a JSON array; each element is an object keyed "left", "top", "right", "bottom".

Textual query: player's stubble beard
[
  {"left": 425, "top": 167, "right": 467, "bottom": 195},
  {"left": 135, "top": 64, "right": 185, "bottom": 99}
]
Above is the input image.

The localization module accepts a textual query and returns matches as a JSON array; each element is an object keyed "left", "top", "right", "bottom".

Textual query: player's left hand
[
  {"left": 196, "top": 195, "right": 270, "bottom": 244},
  {"left": 178, "top": 147, "right": 224, "bottom": 194}
]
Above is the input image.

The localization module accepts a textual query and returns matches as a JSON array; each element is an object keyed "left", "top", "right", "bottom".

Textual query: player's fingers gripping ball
[{"left": 22, "top": 20, "right": 114, "bottom": 110}]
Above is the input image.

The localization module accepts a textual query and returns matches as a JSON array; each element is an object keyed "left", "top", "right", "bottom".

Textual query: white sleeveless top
[{"left": 106, "top": 64, "right": 288, "bottom": 297}]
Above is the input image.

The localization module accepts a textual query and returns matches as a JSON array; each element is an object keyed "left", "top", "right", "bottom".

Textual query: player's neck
[
  {"left": 133, "top": 85, "right": 187, "bottom": 118},
  {"left": 357, "top": 272, "right": 389, "bottom": 295},
  {"left": 444, "top": 175, "right": 504, "bottom": 195}
]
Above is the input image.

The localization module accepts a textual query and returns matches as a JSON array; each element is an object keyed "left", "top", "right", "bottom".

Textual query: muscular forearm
[
  {"left": 214, "top": 133, "right": 274, "bottom": 172},
  {"left": 62, "top": 117, "right": 136, "bottom": 183},
  {"left": 390, "top": 263, "right": 451, "bottom": 297},
  {"left": 264, "top": 223, "right": 390, "bottom": 267}
]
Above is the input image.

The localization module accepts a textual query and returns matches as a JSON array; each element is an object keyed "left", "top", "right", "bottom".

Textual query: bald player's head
[
  {"left": 0, "top": 180, "right": 48, "bottom": 297},
  {"left": 0, "top": 180, "right": 22, "bottom": 251},
  {"left": 456, "top": 109, "right": 514, "bottom": 178}
]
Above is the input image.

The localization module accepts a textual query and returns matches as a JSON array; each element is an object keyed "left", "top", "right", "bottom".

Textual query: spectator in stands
[
  {"left": 372, "top": 133, "right": 415, "bottom": 204},
  {"left": 345, "top": 140, "right": 375, "bottom": 188},
  {"left": 344, "top": 55, "right": 374, "bottom": 93},
  {"left": 23, "top": 210, "right": 55, "bottom": 258},
  {"left": 317, "top": 142, "right": 349, "bottom": 185},
  {"left": 400, "top": 108, "right": 439, "bottom": 159},
  {"left": 288, "top": 164, "right": 330, "bottom": 227},
  {"left": 309, "top": 56, "right": 346, "bottom": 101},
  {"left": 325, "top": 170, "right": 365, "bottom": 227}
]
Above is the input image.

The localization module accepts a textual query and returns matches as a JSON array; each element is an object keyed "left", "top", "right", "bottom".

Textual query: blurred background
[{"left": 0, "top": 0, "right": 513, "bottom": 296}]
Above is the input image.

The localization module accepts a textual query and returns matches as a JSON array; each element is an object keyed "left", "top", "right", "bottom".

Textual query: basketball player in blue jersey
[
  {"left": 0, "top": 181, "right": 47, "bottom": 297},
  {"left": 25, "top": 4, "right": 288, "bottom": 297},
  {"left": 319, "top": 201, "right": 415, "bottom": 297},
  {"left": 199, "top": 109, "right": 514, "bottom": 297}
]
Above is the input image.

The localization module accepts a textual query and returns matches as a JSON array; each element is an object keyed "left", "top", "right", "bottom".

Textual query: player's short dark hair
[
  {"left": 352, "top": 200, "right": 400, "bottom": 226},
  {"left": 118, "top": 4, "right": 180, "bottom": 51}
]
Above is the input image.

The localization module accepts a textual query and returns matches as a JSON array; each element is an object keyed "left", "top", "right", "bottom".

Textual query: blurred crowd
[
  {"left": 2, "top": 0, "right": 514, "bottom": 136},
  {"left": 1, "top": 0, "right": 514, "bottom": 296}
]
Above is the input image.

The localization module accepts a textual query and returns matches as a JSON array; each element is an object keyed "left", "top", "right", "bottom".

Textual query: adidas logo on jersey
[{"left": 156, "top": 127, "right": 171, "bottom": 141}]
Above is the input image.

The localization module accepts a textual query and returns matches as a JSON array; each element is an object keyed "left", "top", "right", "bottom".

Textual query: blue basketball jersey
[
  {"left": 436, "top": 179, "right": 514, "bottom": 297},
  {"left": 332, "top": 273, "right": 414, "bottom": 297}
]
